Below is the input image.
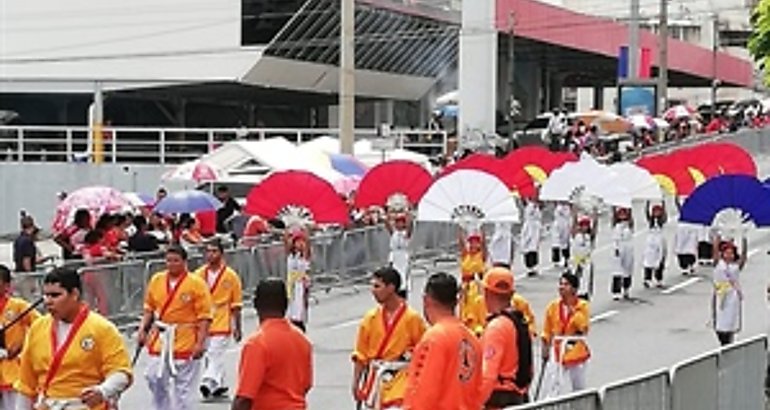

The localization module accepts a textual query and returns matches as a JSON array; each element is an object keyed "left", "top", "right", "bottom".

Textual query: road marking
[
  {"left": 328, "top": 318, "right": 360, "bottom": 330},
  {"left": 661, "top": 277, "right": 701, "bottom": 295},
  {"left": 590, "top": 310, "right": 619, "bottom": 323},
  {"left": 748, "top": 248, "right": 761, "bottom": 259}
]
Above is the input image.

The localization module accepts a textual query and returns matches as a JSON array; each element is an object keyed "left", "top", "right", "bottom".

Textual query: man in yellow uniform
[
  {"left": 0, "top": 265, "right": 41, "bottom": 410},
  {"left": 194, "top": 240, "right": 243, "bottom": 400},
  {"left": 541, "top": 272, "right": 590, "bottom": 396},
  {"left": 140, "top": 245, "right": 213, "bottom": 410},
  {"left": 15, "top": 267, "right": 132, "bottom": 409},
  {"left": 352, "top": 267, "right": 425, "bottom": 409}
]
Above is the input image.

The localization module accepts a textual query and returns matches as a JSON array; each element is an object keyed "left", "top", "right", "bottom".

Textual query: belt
[
  {"left": 362, "top": 360, "right": 410, "bottom": 409},
  {"left": 156, "top": 321, "right": 178, "bottom": 378},
  {"left": 35, "top": 397, "right": 87, "bottom": 410}
]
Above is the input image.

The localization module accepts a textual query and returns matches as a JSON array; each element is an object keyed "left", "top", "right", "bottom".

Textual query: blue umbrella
[
  {"left": 434, "top": 104, "right": 458, "bottom": 118},
  {"left": 680, "top": 175, "right": 770, "bottom": 227},
  {"left": 153, "top": 190, "right": 222, "bottom": 214}
]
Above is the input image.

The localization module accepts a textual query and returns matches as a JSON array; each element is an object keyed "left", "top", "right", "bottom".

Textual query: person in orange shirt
[
  {"left": 232, "top": 278, "right": 312, "bottom": 410},
  {"left": 139, "top": 245, "right": 213, "bottom": 410},
  {"left": 403, "top": 272, "right": 483, "bottom": 410},
  {"left": 540, "top": 272, "right": 590, "bottom": 397},
  {"left": 0, "top": 265, "right": 40, "bottom": 410},
  {"left": 15, "top": 267, "right": 132, "bottom": 409},
  {"left": 479, "top": 268, "right": 533, "bottom": 408},
  {"left": 194, "top": 240, "right": 243, "bottom": 400},
  {"left": 458, "top": 229, "right": 487, "bottom": 336},
  {"left": 352, "top": 267, "right": 425, "bottom": 409}
]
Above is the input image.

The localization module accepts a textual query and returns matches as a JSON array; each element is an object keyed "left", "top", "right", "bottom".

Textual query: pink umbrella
[
  {"left": 332, "top": 175, "right": 362, "bottom": 196},
  {"left": 53, "top": 186, "right": 130, "bottom": 232},
  {"left": 162, "top": 160, "right": 221, "bottom": 183},
  {"left": 663, "top": 105, "right": 698, "bottom": 121}
]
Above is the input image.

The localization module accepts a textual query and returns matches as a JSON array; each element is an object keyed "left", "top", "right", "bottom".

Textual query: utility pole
[
  {"left": 629, "top": 0, "right": 641, "bottom": 81},
  {"left": 507, "top": 11, "right": 515, "bottom": 140},
  {"left": 711, "top": 14, "right": 720, "bottom": 120},
  {"left": 657, "top": 0, "right": 668, "bottom": 116},
  {"left": 339, "top": 0, "right": 355, "bottom": 155}
]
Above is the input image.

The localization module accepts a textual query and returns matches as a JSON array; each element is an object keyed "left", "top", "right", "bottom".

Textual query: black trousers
[
  {"left": 644, "top": 259, "right": 665, "bottom": 282},
  {"left": 717, "top": 331, "right": 734, "bottom": 346},
  {"left": 524, "top": 252, "right": 539, "bottom": 269},
  {"left": 551, "top": 247, "right": 570, "bottom": 263},
  {"left": 611, "top": 276, "right": 632, "bottom": 294},
  {"left": 291, "top": 320, "right": 306, "bottom": 333},
  {"left": 678, "top": 254, "right": 696, "bottom": 270},
  {"left": 698, "top": 242, "right": 713, "bottom": 260}
]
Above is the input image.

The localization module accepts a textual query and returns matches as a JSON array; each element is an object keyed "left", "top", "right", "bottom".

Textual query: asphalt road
[{"left": 117, "top": 199, "right": 769, "bottom": 409}]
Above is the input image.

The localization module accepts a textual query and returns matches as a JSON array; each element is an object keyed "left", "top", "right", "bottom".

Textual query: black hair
[
  {"left": 216, "top": 186, "right": 229, "bottom": 193},
  {"left": 134, "top": 215, "right": 148, "bottom": 230},
  {"left": 44, "top": 267, "right": 82, "bottom": 294},
  {"left": 73, "top": 209, "right": 91, "bottom": 228},
  {"left": 95, "top": 214, "right": 114, "bottom": 231},
  {"left": 83, "top": 229, "right": 103, "bottom": 245},
  {"left": 424, "top": 272, "right": 458, "bottom": 310},
  {"left": 166, "top": 245, "right": 188, "bottom": 261},
  {"left": 254, "top": 278, "right": 288, "bottom": 315},
  {"left": 561, "top": 272, "right": 580, "bottom": 290},
  {"left": 207, "top": 238, "right": 225, "bottom": 253},
  {"left": 0, "top": 265, "right": 11, "bottom": 284},
  {"left": 372, "top": 267, "right": 401, "bottom": 291}
]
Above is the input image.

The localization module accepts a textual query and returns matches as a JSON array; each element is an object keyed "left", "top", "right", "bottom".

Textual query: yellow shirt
[
  {"left": 541, "top": 298, "right": 590, "bottom": 366},
  {"left": 511, "top": 293, "right": 537, "bottom": 337},
  {"left": 15, "top": 306, "right": 132, "bottom": 407},
  {"left": 0, "top": 297, "right": 41, "bottom": 390},
  {"left": 459, "top": 282, "right": 486, "bottom": 336},
  {"left": 352, "top": 304, "right": 426, "bottom": 407},
  {"left": 194, "top": 264, "right": 243, "bottom": 336},
  {"left": 144, "top": 271, "right": 213, "bottom": 358},
  {"left": 460, "top": 252, "right": 486, "bottom": 281}
]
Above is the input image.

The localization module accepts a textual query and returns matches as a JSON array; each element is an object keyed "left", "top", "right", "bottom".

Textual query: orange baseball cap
[{"left": 482, "top": 267, "right": 515, "bottom": 295}]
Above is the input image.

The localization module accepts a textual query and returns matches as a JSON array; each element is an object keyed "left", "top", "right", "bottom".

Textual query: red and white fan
[
  {"left": 245, "top": 170, "right": 349, "bottom": 227},
  {"left": 354, "top": 160, "right": 433, "bottom": 212}
]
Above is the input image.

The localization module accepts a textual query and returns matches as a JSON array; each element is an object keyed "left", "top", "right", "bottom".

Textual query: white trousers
[
  {"left": 201, "top": 335, "right": 229, "bottom": 390},
  {"left": 146, "top": 355, "right": 201, "bottom": 410},
  {"left": 565, "top": 363, "right": 587, "bottom": 392},
  {"left": 1, "top": 391, "right": 17, "bottom": 410}
]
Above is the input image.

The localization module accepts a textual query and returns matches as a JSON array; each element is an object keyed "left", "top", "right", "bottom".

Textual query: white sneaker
[{"left": 612, "top": 294, "right": 621, "bottom": 301}]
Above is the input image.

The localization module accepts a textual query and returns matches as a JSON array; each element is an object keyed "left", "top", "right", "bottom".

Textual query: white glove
[{"left": 0, "top": 349, "right": 9, "bottom": 360}]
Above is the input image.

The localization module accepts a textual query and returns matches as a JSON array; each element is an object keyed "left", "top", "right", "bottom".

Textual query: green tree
[{"left": 749, "top": 0, "right": 770, "bottom": 83}]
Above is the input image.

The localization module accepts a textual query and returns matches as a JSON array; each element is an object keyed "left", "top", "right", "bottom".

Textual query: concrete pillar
[
  {"left": 541, "top": 67, "right": 551, "bottom": 113},
  {"left": 328, "top": 105, "right": 340, "bottom": 128},
  {"left": 459, "top": 0, "right": 497, "bottom": 143}
]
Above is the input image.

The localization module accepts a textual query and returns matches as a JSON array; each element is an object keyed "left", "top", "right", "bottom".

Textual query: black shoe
[
  {"left": 527, "top": 271, "right": 537, "bottom": 277},
  {"left": 200, "top": 385, "right": 211, "bottom": 399},
  {"left": 212, "top": 387, "right": 229, "bottom": 398}
]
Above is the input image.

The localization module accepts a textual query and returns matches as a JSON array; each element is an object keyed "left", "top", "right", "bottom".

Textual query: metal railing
[
  {"left": 0, "top": 125, "right": 449, "bottom": 164},
  {"left": 14, "top": 223, "right": 457, "bottom": 325},
  {"left": 508, "top": 335, "right": 768, "bottom": 410}
]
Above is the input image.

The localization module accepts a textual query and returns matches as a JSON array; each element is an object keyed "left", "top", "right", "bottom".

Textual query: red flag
[{"left": 639, "top": 47, "right": 652, "bottom": 79}]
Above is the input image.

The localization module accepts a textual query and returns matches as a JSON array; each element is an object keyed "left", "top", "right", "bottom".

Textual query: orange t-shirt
[
  {"left": 235, "top": 318, "right": 313, "bottom": 410},
  {"left": 143, "top": 271, "right": 213, "bottom": 359},
  {"left": 193, "top": 264, "right": 243, "bottom": 336},
  {"left": 403, "top": 316, "right": 483, "bottom": 410},
  {"left": 479, "top": 313, "right": 526, "bottom": 405}
]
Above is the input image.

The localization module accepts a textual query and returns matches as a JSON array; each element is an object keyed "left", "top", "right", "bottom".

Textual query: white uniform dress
[
  {"left": 613, "top": 222, "right": 634, "bottom": 277},
  {"left": 551, "top": 204, "right": 572, "bottom": 251},
  {"left": 286, "top": 253, "right": 310, "bottom": 324},
  {"left": 389, "top": 229, "right": 411, "bottom": 292},
  {"left": 713, "top": 260, "right": 742, "bottom": 333},
  {"left": 570, "top": 232, "right": 593, "bottom": 296},
  {"left": 520, "top": 203, "right": 542, "bottom": 254},
  {"left": 642, "top": 227, "right": 666, "bottom": 269},
  {"left": 674, "top": 223, "right": 699, "bottom": 257},
  {"left": 489, "top": 222, "right": 513, "bottom": 266}
]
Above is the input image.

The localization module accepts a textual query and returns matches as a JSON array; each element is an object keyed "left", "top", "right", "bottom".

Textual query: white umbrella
[
  {"left": 162, "top": 159, "right": 223, "bottom": 183},
  {"left": 435, "top": 90, "right": 459, "bottom": 106},
  {"left": 540, "top": 154, "right": 609, "bottom": 202},
  {"left": 417, "top": 170, "right": 519, "bottom": 227}
]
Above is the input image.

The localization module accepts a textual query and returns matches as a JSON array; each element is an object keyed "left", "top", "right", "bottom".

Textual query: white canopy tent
[{"left": 298, "top": 136, "right": 433, "bottom": 171}]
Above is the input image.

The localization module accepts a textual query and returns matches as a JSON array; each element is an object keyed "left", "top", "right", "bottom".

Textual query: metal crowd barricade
[
  {"left": 600, "top": 368, "right": 670, "bottom": 410},
  {"left": 716, "top": 335, "right": 767, "bottom": 410},
  {"left": 508, "top": 389, "right": 601, "bottom": 410},
  {"left": 76, "top": 261, "right": 146, "bottom": 328},
  {"left": 670, "top": 351, "right": 719, "bottom": 410}
]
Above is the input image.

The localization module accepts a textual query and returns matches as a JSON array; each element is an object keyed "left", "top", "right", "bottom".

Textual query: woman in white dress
[
  {"left": 386, "top": 212, "right": 412, "bottom": 298},
  {"left": 571, "top": 214, "right": 597, "bottom": 300},
  {"left": 642, "top": 203, "right": 667, "bottom": 288},
  {"left": 674, "top": 222, "right": 699, "bottom": 276},
  {"left": 611, "top": 207, "right": 635, "bottom": 300},
  {"left": 551, "top": 202, "right": 573, "bottom": 270},
  {"left": 284, "top": 228, "right": 312, "bottom": 332},
  {"left": 712, "top": 238, "right": 747, "bottom": 346},
  {"left": 521, "top": 199, "right": 543, "bottom": 277},
  {"left": 489, "top": 222, "right": 514, "bottom": 269}
]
